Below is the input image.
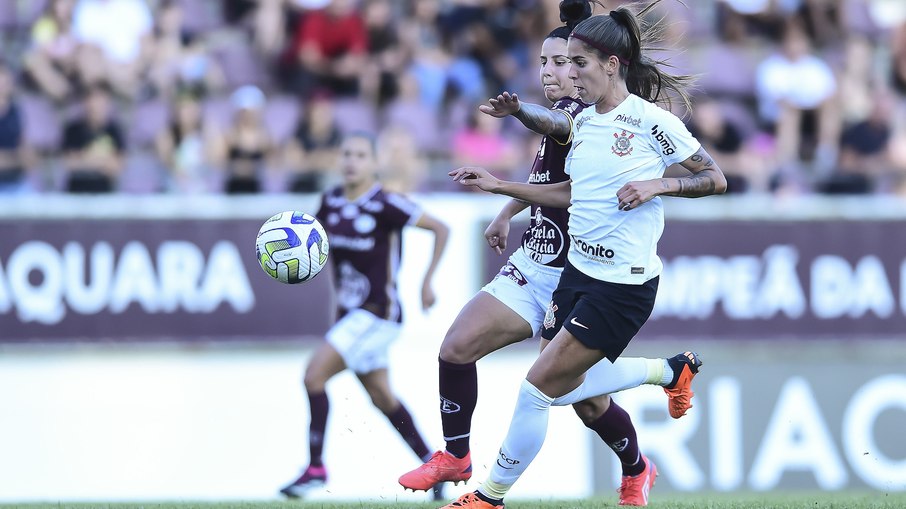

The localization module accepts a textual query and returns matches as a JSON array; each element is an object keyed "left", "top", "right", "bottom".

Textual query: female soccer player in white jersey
[
  {"left": 443, "top": 4, "right": 728, "bottom": 508},
  {"left": 279, "top": 133, "right": 450, "bottom": 500},
  {"left": 400, "top": 2, "right": 704, "bottom": 506}
]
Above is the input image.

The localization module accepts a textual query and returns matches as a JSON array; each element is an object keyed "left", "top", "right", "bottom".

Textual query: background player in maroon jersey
[
  {"left": 399, "top": 1, "right": 700, "bottom": 501},
  {"left": 280, "top": 132, "right": 449, "bottom": 500}
]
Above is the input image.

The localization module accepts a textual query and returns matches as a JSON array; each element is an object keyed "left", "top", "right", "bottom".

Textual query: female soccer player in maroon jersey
[{"left": 280, "top": 132, "right": 449, "bottom": 499}]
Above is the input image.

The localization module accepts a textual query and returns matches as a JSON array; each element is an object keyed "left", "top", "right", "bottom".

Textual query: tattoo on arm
[
  {"left": 513, "top": 103, "right": 571, "bottom": 137},
  {"left": 666, "top": 149, "right": 721, "bottom": 197}
]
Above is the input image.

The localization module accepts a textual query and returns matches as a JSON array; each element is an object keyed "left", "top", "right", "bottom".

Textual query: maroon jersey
[
  {"left": 317, "top": 184, "right": 421, "bottom": 322},
  {"left": 519, "top": 97, "right": 586, "bottom": 268}
]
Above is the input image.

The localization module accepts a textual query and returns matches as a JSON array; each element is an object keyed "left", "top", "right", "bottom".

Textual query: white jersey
[{"left": 564, "top": 94, "right": 700, "bottom": 284}]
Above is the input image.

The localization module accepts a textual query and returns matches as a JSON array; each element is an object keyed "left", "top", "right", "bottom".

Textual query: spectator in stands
[
  {"left": 282, "top": 0, "right": 368, "bottom": 97},
  {"left": 22, "top": 0, "right": 81, "bottom": 102},
  {"left": 210, "top": 85, "right": 274, "bottom": 194},
  {"left": 283, "top": 93, "right": 341, "bottom": 193},
  {"left": 225, "top": 0, "right": 288, "bottom": 58},
  {"left": 687, "top": 98, "right": 752, "bottom": 194},
  {"left": 71, "top": 0, "right": 154, "bottom": 99},
  {"left": 398, "top": 0, "right": 451, "bottom": 111},
  {"left": 155, "top": 92, "right": 213, "bottom": 193},
  {"left": 819, "top": 91, "right": 894, "bottom": 194},
  {"left": 61, "top": 84, "right": 125, "bottom": 193},
  {"left": 451, "top": 107, "right": 521, "bottom": 186},
  {"left": 377, "top": 124, "right": 427, "bottom": 194},
  {"left": 755, "top": 18, "right": 840, "bottom": 190},
  {"left": 147, "top": 0, "right": 224, "bottom": 99},
  {"left": 0, "top": 64, "right": 29, "bottom": 193},
  {"left": 719, "top": 0, "right": 787, "bottom": 41},
  {"left": 891, "top": 20, "right": 906, "bottom": 102},
  {"left": 359, "top": 0, "right": 405, "bottom": 107}
]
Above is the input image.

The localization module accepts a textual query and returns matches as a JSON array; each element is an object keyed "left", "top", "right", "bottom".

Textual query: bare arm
[
  {"left": 413, "top": 212, "right": 450, "bottom": 310},
  {"left": 661, "top": 147, "right": 728, "bottom": 198},
  {"left": 615, "top": 147, "right": 728, "bottom": 211},
  {"left": 479, "top": 92, "right": 572, "bottom": 138},
  {"left": 449, "top": 167, "right": 571, "bottom": 208},
  {"left": 485, "top": 199, "right": 530, "bottom": 255}
]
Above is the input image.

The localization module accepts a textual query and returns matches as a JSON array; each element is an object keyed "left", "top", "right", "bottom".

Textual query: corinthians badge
[{"left": 611, "top": 130, "right": 634, "bottom": 157}]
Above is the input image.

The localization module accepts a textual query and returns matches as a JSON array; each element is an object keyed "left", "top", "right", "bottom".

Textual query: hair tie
[{"left": 570, "top": 32, "right": 630, "bottom": 66}]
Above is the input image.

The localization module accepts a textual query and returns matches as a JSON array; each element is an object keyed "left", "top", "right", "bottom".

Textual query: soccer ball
[{"left": 256, "top": 211, "right": 329, "bottom": 284}]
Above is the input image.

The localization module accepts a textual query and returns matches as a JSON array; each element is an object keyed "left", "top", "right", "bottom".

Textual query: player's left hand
[
  {"left": 421, "top": 282, "right": 436, "bottom": 310},
  {"left": 616, "top": 180, "right": 660, "bottom": 211}
]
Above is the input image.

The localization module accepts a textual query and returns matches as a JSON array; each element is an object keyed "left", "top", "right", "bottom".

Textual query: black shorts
[{"left": 541, "top": 261, "right": 658, "bottom": 362}]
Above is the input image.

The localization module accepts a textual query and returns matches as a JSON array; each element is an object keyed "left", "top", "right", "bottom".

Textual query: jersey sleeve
[
  {"left": 649, "top": 108, "right": 701, "bottom": 167},
  {"left": 383, "top": 192, "right": 423, "bottom": 229},
  {"left": 550, "top": 98, "right": 584, "bottom": 146}
]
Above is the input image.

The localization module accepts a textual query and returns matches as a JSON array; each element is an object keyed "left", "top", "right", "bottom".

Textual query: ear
[{"left": 606, "top": 55, "right": 621, "bottom": 75}]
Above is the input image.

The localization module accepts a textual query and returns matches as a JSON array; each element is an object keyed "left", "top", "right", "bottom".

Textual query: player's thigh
[
  {"left": 304, "top": 341, "right": 347, "bottom": 390},
  {"left": 356, "top": 368, "right": 397, "bottom": 413},
  {"left": 526, "top": 327, "right": 606, "bottom": 398},
  {"left": 440, "top": 291, "right": 534, "bottom": 363}
]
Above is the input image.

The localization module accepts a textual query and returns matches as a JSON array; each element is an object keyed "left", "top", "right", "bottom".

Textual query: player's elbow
[{"left": 712, "top": 169, "right": 728, "bottom": 195}]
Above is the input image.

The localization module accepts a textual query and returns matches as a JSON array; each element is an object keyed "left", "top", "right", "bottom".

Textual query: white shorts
[
  {"left": 326, "top": 308, "right": 401, "bottom": 374},
  {"left": 480, "top": 249, "right": 563, "bottom": 335}
]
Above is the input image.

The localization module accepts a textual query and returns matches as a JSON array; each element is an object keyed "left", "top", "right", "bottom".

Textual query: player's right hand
[
  {"left": 479, "top": 91, "right": 521, "bottom": 118},
  {"left": 484, "top": 219, "right": 510, "bottom": 255},
  {"left": 449, "top": 166, "right": 502, "bottom": 193}
]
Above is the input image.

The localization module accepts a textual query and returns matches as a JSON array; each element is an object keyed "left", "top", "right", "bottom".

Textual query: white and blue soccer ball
[{"left": 256, "top": 211, "right": 329, "bottom": 284}]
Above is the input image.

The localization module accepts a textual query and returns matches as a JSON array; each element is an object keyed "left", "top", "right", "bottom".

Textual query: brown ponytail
[{"left": 571, "top": 1, "right": 694, "bottom": 110}]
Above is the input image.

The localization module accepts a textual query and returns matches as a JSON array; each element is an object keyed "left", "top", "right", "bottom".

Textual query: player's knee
[
  {"left": 302, "top": 368, "right": 326, "bottom": 392},
  {"left": 439, "top": 327, "right": 483, "bottom": 364},
  {"left": 368, "top": 390, "right": 397, "bottom": 413},
  {"left": 572, "top": 395, "right": 611, "bottom": 426}
]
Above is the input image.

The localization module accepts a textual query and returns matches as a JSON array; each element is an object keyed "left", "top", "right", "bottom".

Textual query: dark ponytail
[
  {"left": 547, "top": 0, "right": 599, "bottom": 40},
  {"left": 571, "top": 1, "right": 694, "bottom": 109}
]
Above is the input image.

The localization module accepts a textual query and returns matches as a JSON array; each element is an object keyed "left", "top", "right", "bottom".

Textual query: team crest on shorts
[
  {"left": 611, "top": 130, "right": 634, "bottom": 157},
  {"left": 543, "top": 301, "right": 558, "bottom": 330}
]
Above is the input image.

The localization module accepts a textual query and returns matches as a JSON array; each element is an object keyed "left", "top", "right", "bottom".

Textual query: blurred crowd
[{"left": 1, "top": 0, "right": 906, "bottom": 195}]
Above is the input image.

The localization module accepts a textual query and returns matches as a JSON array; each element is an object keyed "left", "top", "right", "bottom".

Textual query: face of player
[
  {"left": 567, "top": 38, "right": 618, "bottom": 106},
  {"left": 340, "top": 136, "right": 377, "bottom": 188},
  {"left": 540, "top": 37, "right": 575, "bottom": 102}
]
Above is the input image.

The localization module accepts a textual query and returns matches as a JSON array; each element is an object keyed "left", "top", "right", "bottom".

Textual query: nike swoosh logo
[
  {"left": 570, "top": 317, "right": 589, "bottom": 329},
  {"left": 496, "top": 459, "right": 514, "bottom": 470}
]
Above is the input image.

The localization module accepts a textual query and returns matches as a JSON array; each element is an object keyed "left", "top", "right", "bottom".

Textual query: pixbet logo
[{"left": 614, "top": 114, "right": 641, "bottom": 127}]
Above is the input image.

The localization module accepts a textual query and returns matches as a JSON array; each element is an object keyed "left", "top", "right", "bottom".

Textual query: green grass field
[{"left": 3, "top": 493, "right": 906, "bottom": 509}]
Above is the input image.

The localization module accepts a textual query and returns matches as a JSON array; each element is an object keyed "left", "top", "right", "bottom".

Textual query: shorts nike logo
[{"left": 570, "top": 317, "right": 589, "bottom": 329}]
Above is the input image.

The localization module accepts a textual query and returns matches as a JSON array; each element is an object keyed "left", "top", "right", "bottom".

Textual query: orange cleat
[
  {"left": 664, "top": 351, "right": 702, "bottom": 418},
  {"left": 438, "top": 491, "right": 504, "bottom": 508},
  {"left": 618, "top": 456, "right": 657, "bottom": 506},
  {"left": 400, "top": 450, "right": 472, "bottom": 491}
]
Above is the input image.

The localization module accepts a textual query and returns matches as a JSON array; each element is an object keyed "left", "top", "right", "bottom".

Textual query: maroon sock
[
  {"left": 438, "top": 357, "right": 477, "bottom": 459},
  {"left": 307, "top": 390, "right": 329, "bottom": 467},
  {"left": 384, "top": 403, "right": 431, "bottom": 460},
  {"left": 586, "top": 400, "right": 645, "bottom": 476}
]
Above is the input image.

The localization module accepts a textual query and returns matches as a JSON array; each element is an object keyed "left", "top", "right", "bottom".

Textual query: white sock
[
  {"left": 551, "top": 357, "right": 660, "bottom": 406},
  {"left": 660, "top": 358, "right": 673, "bottom": 386},
  {"left": 482, "top": 379, "right": 554, "bottom": 498}
]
